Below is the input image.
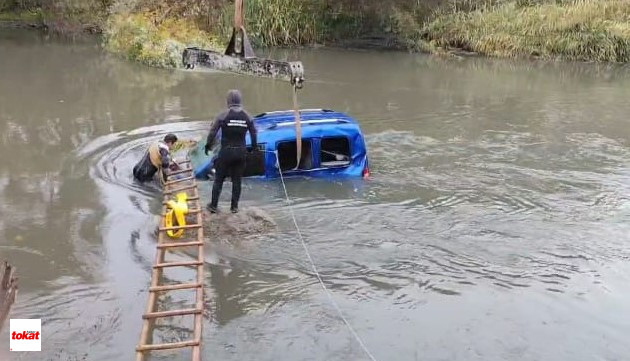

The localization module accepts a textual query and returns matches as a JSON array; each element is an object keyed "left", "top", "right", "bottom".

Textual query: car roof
[{"left": 253, "top": 109, "right": 359, "bottom": 131}]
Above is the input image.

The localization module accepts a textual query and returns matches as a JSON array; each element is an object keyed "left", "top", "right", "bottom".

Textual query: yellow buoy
[{"left": 165, "top": 192, "right": 189, "bottom": 238}]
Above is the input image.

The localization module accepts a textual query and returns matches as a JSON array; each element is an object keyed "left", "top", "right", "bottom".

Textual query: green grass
[
  {"left": 243, "top": 0, "right": 325, "bottom": 46},
  {"left": 212, "top": 0, "right": 330, "bottom": 46},
  {"left": 424, "top": 0, "right": 630, "bottom": 62},
  {"left": 0, "top": 9, "right": 44, "bottom": 22},
  {"left": 214, "top": 0, "right": 386, "bottom": 47}
]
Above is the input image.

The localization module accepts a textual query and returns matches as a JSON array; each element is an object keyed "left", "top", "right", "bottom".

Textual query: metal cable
[{"left": 268, "top": 149, "right": 378, "bottom": 361}]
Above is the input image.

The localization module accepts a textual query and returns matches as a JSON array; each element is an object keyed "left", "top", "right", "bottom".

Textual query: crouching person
[{"left": 133, "top": 133, "right": 179, "bottom": 184}]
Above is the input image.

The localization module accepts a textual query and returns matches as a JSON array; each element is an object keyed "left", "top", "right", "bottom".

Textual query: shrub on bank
[
  {"left": 103, "top": 12, "right": 221, "bottom": 68},
  {"left": 424, "top": 0, "right": 630, "bottom": 62}
]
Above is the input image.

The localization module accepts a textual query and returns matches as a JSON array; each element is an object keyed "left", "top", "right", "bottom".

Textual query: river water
[{"left": 1, "top": 29, "right": 629, "bottom": 361}]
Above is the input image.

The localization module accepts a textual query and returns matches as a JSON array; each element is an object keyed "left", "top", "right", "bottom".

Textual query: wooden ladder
[{"left": 136, "top": 159, "right": 206, "bottom": 361}]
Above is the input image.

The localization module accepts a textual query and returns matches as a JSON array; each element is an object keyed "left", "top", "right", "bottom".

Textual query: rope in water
[
  {"left": 268, "top": 150, "right": 378, "bottom": 361},
  {"left": 292, "top": 84, "right": 303, "bottom": 170}
]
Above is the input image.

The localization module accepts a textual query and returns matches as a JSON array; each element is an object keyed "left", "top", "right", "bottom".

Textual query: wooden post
[{"left": 0, "top": 262, "right": 18, "bottom": 332}]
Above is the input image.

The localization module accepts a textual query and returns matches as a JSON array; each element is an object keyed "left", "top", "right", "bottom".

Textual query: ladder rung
[
  {"left": 165, "top": 176, "right": 195, "bottom": 186},
  {"left": 165, "top": 184, "right": 197, "bottom": 194},
  {"left": 157, "top": 241, "right": 203, "bottom": 249},
  {"left": 136, "top": 340, "right": 199, "bottom": 352},
  {"left": 154, "top": 260, "right": 203, "bottom": 269},
  {"left": 162, "top": 196, "right": 199, "bottom": 205},
  {"left": 167, "top": 168, "right": 193, "bottom": 177},
  {"left": 161, "top": 209, "right": 201, "bottom": 217},
  {"left": 136, "top": 339, "right": 200, "bottom": 352},
  {"left": 150, "top": 282, "right": 202, "bottom": 292},
  {"left": 159, "top": 224, "right": 202, "bottom": 232},
  {"left": 143, "top": 308, "right": 202, "bottom": 319}
]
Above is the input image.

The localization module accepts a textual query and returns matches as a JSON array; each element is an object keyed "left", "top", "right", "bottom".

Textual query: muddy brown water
[{"left": 1, "top": 29, "right": 630, "bottom": 361}]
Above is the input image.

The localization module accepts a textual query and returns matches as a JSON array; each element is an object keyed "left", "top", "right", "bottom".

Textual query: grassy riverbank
[
  {"left": 0, "top": 1, "right": 106, "bottom": 33},
  {"left": 425, "top": 0, "right": 630, "bottom": 62},
  {"left": 1, "top": 0, "right": 628, "bottom": 66},
  {"left": 0, "top": 9, "right": 41, "bottom": 22},
  {"left": 104, "top": 12, "right": 222, "bottom": 68}
]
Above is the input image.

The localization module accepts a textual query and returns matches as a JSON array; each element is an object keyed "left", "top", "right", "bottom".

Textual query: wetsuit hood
[{"left": 227, "top": 89, "right": 242, "bottom": 108}]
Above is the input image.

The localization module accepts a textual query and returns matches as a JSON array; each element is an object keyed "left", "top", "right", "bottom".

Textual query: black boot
[{"left": 207, "top": 203, "right": 217, "bottom": 214}]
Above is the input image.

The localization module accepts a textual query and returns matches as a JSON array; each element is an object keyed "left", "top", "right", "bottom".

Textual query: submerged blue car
[{"left": 190, "top": 109, "right": 370, "bottom": 179}]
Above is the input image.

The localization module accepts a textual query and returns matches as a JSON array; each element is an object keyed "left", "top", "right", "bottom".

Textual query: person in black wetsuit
[
  {"left": 133, "top": 133, "right": 179, "bottom": 183},
  {"left": 204, "top": 89, "right": 257, "bottom": 214}
]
